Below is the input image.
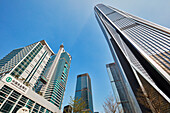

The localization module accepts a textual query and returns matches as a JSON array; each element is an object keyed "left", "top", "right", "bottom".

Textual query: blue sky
[{"left": 0, "top": 0, "right": 170, "bottom": 112}]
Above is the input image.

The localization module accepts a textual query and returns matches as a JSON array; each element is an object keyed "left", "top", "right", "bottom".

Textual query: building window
[
  {"left": 0, "top": 97, "right": 5, "bottom": 106},
  {"left": 0, "top": 100, "right": 15, "bottom": 113}
]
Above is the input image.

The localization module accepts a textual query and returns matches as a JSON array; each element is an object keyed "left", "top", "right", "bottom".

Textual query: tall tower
[
  {"left": 0, "top": 40, "right": 54, "bottom": 88},
  {"left": 75, "top": 73, "right": 94, "bottom": 113},
  {"left": 0, "top": 40, "right": 64, "bottom": 113},
  {"left": 35, "top": 44, "right": 72, "bottom": 109},
  {"left": 106, "top": 63, "right": 139, "bottom": 113},
  {"left": 95, "top": 4, "right": 170, "bottom": 113}
]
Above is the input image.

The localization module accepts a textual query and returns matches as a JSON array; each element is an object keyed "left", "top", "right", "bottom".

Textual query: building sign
[{"left": 2, "top": 74, "right": 29, "bottom": 94}]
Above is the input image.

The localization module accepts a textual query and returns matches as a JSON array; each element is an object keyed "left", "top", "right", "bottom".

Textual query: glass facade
[
  {"left": 0, "top": 42, "right": 37, "bottom": 75},
  {"left": 75, "top": 73, "right": 94, "bottom": 113},
  {"left": 95, "top": 4, "right": 170, "bottom": 113},
  {"left": 0, "top": 40, "right": 53, "bottom": 88},
  {"left": 106, "top": 63, "right": 140, "bottom": 113},
  {"left": 34, "top": 55, "right": 56, "bottom": 93},
  {"left": 44, "top": 52, "right": 71, "bottom": 109},
  {"left": 33, "top": 45, "right": 72, "bottom": 110},
  {"left": 10, "top": 43, "right": 43, "bottom": 79},
  {"left": 0, "top": 85, "right": 53, "bottom": 113},
  {"left": 0, "top": 40, "right": 64, "bottom": 112}
]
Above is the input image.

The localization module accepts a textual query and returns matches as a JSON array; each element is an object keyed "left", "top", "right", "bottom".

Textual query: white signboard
[{"left": 2, "top": 74, "right": 29, "bottom": 94}]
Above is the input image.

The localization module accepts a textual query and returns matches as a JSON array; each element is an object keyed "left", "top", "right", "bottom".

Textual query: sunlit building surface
[
  {"left": 75, "top": 73, "right": 94, "bottom": 113},
  {"left": 0, "top": 40, "right": 54, "bottom": 88},
  {"left": 36, "top": 44, "right": 71, "bottom": 109},
  {"left": 0, "top": 40, "right": 71, "bottom": 112},
  {"left": 95, "top": 4, "right": 170, "bottom": 113}
]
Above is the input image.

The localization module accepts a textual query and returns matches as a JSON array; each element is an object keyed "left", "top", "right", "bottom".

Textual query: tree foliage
[{"left": 69, "top": 96, "right": 87, "bottom": 113}]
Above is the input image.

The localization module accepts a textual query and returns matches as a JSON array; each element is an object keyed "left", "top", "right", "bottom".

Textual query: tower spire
[{"left": 60, "top": 43, "right": 64, "bottom": 48}]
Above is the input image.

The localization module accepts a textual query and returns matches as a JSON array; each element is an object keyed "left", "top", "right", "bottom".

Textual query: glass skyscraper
[
  {"left": 42, "top": 45, "right": 71, "bottom": 109},
  {"left": 34, "top": 44, "right": 72, "bottom": 110},
  {"left": 106, "top": 63, "right": 138, "bottom": 113},
  {"left": 75, "top": 73, "right": 94, "bottom": 113},
  {"left": 95, "top": 4, "right": 170, "bottom": 113},
  {"left": 0, "top": 40, "right": 71, "bottom": 112}
]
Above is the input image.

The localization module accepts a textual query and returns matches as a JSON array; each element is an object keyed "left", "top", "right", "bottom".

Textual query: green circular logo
[{"left": 6, "top": 77, "right": 12, "bottom": 82}]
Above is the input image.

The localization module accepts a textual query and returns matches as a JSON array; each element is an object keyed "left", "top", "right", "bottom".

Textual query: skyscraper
[
  {"left": 38, "top": 44, "right": 72, "bottom": 109},
  {"left": 75, "top": 73, "right": 94, "bottom": 113},
  {"left": 95, "top": 4, "right": 170, "bottom": 113},
  {"left": 0, "top": 40, "right": 54, "bottom": 88},
  {"left": 106, "top": 63, "right": 140, "bottom": 113},
  {"left": 0, "top": 40, "right": 71, "bottom": 112}
]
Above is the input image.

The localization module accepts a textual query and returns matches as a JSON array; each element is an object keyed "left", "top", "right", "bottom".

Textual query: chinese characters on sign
[
  {"left": 2, "top": 74, "right": 29, "bottom": 94},
  {"left": 11, "top": 79, "right": 28, "bottom": 92}
]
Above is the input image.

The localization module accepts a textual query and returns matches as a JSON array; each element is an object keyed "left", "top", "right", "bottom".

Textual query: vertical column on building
[{"left": 42, "top": 44, "right": 64, "bottom": 96}]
